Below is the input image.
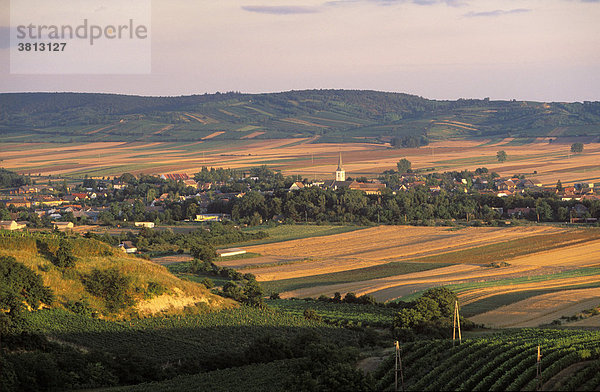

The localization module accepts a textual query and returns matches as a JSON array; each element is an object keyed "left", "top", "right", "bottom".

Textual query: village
[{"left": 1, "top": 153, "right": 599, "bottom": 236}]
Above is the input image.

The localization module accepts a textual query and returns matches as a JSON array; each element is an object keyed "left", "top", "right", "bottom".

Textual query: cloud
[
  {"left": 326, "top": 0, "right": 466, "bottom": 6},
  {"left": 241, "top": 5, "right": 321, "bottom": 14},
  {"left": 464, "top": 8, "right": 531, "bottom": 17}
]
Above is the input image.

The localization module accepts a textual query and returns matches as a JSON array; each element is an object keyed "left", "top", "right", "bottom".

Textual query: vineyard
[
  {"left": 373, "top": 329, "right": 600, "bottom": 391},
  {"left": 25, "top": 307, "right": 362, "bottom": 365},
  {"left": 99, "top": 360, "right": 296, "bottom": 392},
  {"left": 267, "top": 298, "right": 397, "bottom": 327}
]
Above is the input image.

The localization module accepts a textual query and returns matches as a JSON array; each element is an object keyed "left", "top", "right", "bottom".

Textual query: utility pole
[
  {"left": 395, "top": 341, "right": 405, "bottom": 392},
  {"left": 453, "top": 300, "right": 462, "bottom": 346},
  {"left": 536, "top": 345, "right": 542, "bottom": 391}
]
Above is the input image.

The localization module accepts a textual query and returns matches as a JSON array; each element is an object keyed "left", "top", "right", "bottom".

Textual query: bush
[
  {"left": 303, "top": 308, "right": 322, "bottom": 321},
  {"left": 84, "top": 268, "right": 133, "bottom": 313},
  {"left": 200, "top": 278, "right": 214, "bottom": 289},
  {"left": 52, "top": 239, "right": 76, "bottom": 268}
]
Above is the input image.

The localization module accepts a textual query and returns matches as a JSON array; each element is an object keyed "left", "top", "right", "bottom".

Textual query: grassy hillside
[
  {"left": 0, "top": 230, "right": 234, "bottom": 317},
  {"left": 2, "top": 90, "right": 600, "bottom": 143}
]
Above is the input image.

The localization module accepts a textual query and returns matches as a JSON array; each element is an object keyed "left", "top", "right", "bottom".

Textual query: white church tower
[{"left": 335, "top": 152, "right": 346, "bottom": 181}]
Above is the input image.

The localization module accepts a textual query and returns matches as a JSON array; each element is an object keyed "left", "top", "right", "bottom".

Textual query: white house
[{"left": 0, "top": 220, "right": 27, "bottom": 230}]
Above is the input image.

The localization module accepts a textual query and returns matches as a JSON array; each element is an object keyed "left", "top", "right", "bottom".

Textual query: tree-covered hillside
[{"left": 1, "top": 90, "right": 600, "bottom": 143}]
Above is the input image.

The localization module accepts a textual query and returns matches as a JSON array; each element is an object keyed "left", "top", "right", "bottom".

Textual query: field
[
  {"left": 2, "top": 137, "right": 600, "bottom": 185},
  {"left": 373, "top": 329, "right": 600, "bottom": 391},
  {"left": 227, "top": 225, "right": 600, "bottom": 328}
]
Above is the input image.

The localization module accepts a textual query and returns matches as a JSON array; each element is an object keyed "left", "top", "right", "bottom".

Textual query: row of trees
[{"left": 217, "top": 186, "right": 600, "bottom": 226}]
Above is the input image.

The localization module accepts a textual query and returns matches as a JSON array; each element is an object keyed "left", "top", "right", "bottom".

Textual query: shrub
[
  {"left": 303, "top": 308, "right": 322, "bottom": 321},
  {"left": 84, "top": 268, "right": 133, "bottom": 313},
  {"left": 53, "top": 239, "right": 76, "bottom": 268}
]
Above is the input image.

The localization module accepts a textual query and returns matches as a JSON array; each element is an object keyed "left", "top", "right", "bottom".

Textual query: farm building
[
  {"left": 348, "top": 180, "right": 386, "bottom": 195},
  {"left": 289, "top": 181, "right": 304, "bottom": 191},
  {"left": 119, "top": 241, "right": 137, "bottom": 254},
  {"left": 0, "top": 220, "right": 27, "bottom": 230},
  {"left": 216, "top": 248, "right": 247, "bottom": 257},
  {"left": 52, "top": 222, "right": 74, "bottom": 231},
  {"left": 135, "top": 221, "right": 155, "bottom": 228}
]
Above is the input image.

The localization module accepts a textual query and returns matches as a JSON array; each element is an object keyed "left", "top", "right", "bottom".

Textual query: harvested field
[
  {"left": 3, "top": 138, "right": 599, "bottom": 184},
  {"left": 469, "top": 288, "right": 600, "bottom": 328},
  {"left": 201, "top": 131, "right": 225, "bottom": 140},
  {"left": 278, "top": 263, "right": 546, "bottom": 301},
  {"left": 241, "top": 226, "right": 564, "bottom": 281},
  {"left": 239, "top": 226, "right": 600, "bottom": 315},
  {"left": 241, "top": 131, "right": 265, "bottom": 139}
]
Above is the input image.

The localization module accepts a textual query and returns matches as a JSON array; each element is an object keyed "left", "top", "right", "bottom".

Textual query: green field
[
  {"left": 261, "top": 262, "right": 447, "bottom": 294},
  {"left": 409, "top": 230, "right": 600, "bottom": 265}
]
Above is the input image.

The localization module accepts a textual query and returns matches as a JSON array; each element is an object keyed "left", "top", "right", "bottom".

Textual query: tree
[
  {"left": 84, "top": 268, "right": 133, "bottom": 312},
  {"left": 53, "top": 239, "right": 76, "bottom": 268},
  {"left": 496, "top": 150, "right": 507, "bottom": 162},
  {"left": 571, "top": 143, "right": 584, "bottom": 153},
  {"left": 396, "top": 158, "right": 412, "bottom": 174},
  {"left": 556, "top": 179, "right": 563, "bottom": 192},
  {"left": 190, "top": 243, "right": 216, "bottom": 262},
  {"left": 0, "top": 256, "right": 54, "bottom": 331}
]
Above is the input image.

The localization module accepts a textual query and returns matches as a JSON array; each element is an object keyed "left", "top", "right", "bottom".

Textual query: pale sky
[{"left": 1, "top": 0, "right": 599, "bottom": 101}]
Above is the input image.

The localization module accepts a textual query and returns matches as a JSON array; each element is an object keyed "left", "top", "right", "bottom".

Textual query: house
[
  {"left": 324, "top": 180, "right": 353, "bottom": 190},
  {"left": 183, "top": 179, "right": 199, "bottom": 189},
  {"left": 497, "top": 179, "right": 516, "bottom": 191},
  {"left": 53, "top": 222, "right": 74, "bottom": 231},
  {"left": 507, "top": 207, "right": 532, "bottom": 218},
  {"left": 348, "top": 181, "right": 386, "bottom": 195},
  {"left": 119, "top": 241, "right": 138, "bottom": 253},
  {"left": 3, "top": 198, "right": 31, "bottom": 208},
  {"left": 160, "top": 173, "right": 190, "bottom": 181},
  {"left": 18, "top": 185, "right": 39, "bottom": 194},
  {"left": 134, "top": 221, "right": 155, "bottom": 228},
  {"left": 0, "top": 220, "right": 27, "bottom": 230},
  {"left": 216, "top": 248, "right": 247, "bottom": 257},
  {"left": 289, "top": 181, "right": 305, "bottom": 191},
  {"left": 72, "top": 193, "right": 88, "bottom": 201}
]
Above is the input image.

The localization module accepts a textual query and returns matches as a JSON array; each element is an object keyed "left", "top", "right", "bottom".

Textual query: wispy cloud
[
  {"left": 464, "top": 8, "right": 531, "bottom": 17},
  {"left": 326, "top": 0, "right": 466, "bottom": 6},
  {"left": 241, "top": 5, "right": 321, "bottom": 15}
]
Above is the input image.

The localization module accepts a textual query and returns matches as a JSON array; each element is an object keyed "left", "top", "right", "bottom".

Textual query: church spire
[{"left": 335, "top": 152, "right": 345, "bottom": 181}]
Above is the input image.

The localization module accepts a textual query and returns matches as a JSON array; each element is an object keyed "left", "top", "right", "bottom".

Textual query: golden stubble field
[
  {"left": 234, "top": 225, "right": 563, "bottom": 281},
  {"left": 2, "top": 137, "right": 599, "bottom": 185},
  {"left": 230, "top": 225, "right": 600, "bottom": 327}
]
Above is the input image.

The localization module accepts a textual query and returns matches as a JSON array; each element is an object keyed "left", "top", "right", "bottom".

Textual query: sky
[{"left": 1, "top": 0, "right": 599, "bottom": 101}]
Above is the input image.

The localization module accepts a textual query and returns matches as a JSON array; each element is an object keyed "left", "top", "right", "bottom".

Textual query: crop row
[{"left": 375, "top": 329, "right": 600, "bottom": 391}]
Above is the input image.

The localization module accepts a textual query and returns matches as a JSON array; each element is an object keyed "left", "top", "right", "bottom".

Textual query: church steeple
[{"left": 335, "top": 152, "right": 345, "bottom": 181}]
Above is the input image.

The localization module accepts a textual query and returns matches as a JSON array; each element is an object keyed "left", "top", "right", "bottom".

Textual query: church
[
  {"left": 324, "top": 152, "right": 353, "bottom": 190},
  {"left": 324, "top": 153, "right": 386, "bottom": 194}
]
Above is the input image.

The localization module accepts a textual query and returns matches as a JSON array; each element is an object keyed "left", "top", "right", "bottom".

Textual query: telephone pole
[
  {"left": 453, "top": 300, "right": 462, "bottom": 346},
  {"left": 536, "top": 345, "right": 542, "bottom": 391},
  {"left": 395, "top": 341, "right": 405, "bottom": 392}
]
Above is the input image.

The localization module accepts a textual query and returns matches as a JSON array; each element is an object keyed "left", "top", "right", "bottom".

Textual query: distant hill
[
  {"left": 1, "top": 90, "right": 600, "bottom": 143},
  {"left": 0, "top": 231, "right": 234, "bottom": 318}
]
